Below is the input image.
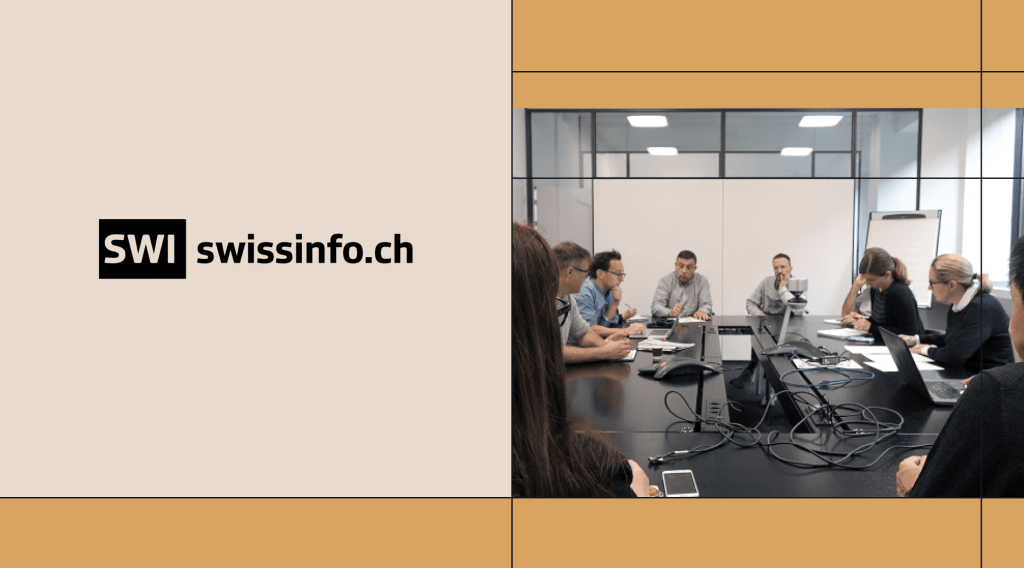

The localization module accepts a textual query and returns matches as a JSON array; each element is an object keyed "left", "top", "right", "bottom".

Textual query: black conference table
[{"left": 566, "top": 314, "right": 969, "bottom": 497}]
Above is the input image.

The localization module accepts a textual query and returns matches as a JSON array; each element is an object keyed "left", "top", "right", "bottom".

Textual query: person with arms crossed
[
  {"left": 899, "top": 254, "right": 1013, "bottom": 371},
  {"left": 650, "top": 250, "right": 713, "bottom": 322},
  {"left": 553, "top": 242, "right": 642, "bottom": 364},
  {"left": 513, "top": 222, "right": 649, "bottom": 497},
  {"left": 732, "top": 253, "right": 802, "bottom": 388},
  {"left": 896, "top": 238, "right": 1024, "bottom": 497},
  {"left": 840, "top": 248, "right": 921, "bottom": 340},
  {"left": 574, "top": 250, "right": 638, "bottom": 327}
]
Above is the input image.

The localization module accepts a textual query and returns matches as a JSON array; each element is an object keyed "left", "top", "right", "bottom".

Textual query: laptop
[{"left": 879, "top": 328, "right": 964, "bottom": 405}]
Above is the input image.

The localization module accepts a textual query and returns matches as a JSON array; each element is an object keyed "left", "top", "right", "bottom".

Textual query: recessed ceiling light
[
  {"left": 647, "top": 147, "right": 678, "bottom": 155},
  {"left": 628, "top": 115, "right": 668, "bottom": 127},
  {"left": 799, "top": 116, "right": 843, "bottom": 127},
  {"left": 780, "top": 147, "right": 813, "bottom": 156}
]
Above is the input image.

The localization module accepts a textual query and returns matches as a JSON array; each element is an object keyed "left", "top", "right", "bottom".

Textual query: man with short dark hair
[
  {"left": 896, "top": 236, "right": 1024, "bottom": 497},
  {"left": 746, "top": 253, "right": 802, "bottom": 317},
  {"left": 733, "top": 253, "right": 803, "bottom": 388},
  {"left": 554, "top": 242, "right": 641, "bottom": 364},
  {"left": 651, "top": 250, "right": 713, "bottom": 321},
  {"left": 574, "top": 249, "right": 638, "bottom": 327}
]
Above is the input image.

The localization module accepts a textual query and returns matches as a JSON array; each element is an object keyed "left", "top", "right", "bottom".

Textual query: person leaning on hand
[
  {"left": 896, "top": 237, "right": 1024, "bottom": 498},
  {"left": 514, "top": 222, "right": 649, "bottom": 498},
  {"left": 573, "top": 249, "right": 638, "bottom": 327},
  {"left": 732, "top": 253, "right": 802, "bottom": 389},
  {"left": 651, "top": 250, "right": 713, "bottom": 321},
  {"left": 840, "top": 248, "right": 921, "bottom": 340},
  {"left": 553, "top": 242, "right": 640, "bottom": 365},
  {"left": 898, "top": 254, "right": 1013, "bottom": 371}
]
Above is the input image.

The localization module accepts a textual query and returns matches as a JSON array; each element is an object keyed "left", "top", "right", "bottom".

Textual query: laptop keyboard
[{"left": 926, "top": 382, "right": 960, "bottom": 400}]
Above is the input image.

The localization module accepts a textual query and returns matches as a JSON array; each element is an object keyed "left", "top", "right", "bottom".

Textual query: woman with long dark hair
[
  {"left": 840, "top": 247, "right": 921, "bottom": 340},
  {"left": 512, "top": 221, "right": 648, "bottom": 497},
  {"left": 899, "top": 254, "right": 1013, "bottom": 370}
]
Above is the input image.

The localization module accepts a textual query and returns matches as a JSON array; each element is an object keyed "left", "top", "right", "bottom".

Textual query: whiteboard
[{"left": 865, "top": 211, "right": 941, "bottom": 308}]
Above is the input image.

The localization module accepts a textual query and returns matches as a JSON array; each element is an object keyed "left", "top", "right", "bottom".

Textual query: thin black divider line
[
  {"left": 514, "top": 70, "right": 984, "bottom": 74},
  {"left": 979, "top": 0, "right": 983, "bottom": 559}
]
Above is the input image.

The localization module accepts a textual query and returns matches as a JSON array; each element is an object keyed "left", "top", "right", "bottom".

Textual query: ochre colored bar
[
  {"left": 983, "top": 0, "right": 1023, "bottom": 71},
  {"left": 513, "top": 73, "right": 980, "bottom": 108},
  {"left": 0, "top": 499, "right": 511, "bottom": 568},
  {"left": 513, "top": 0, "right": 979, "bottom": 72},
  {"left": 513, "top": 499, "right": 979, "bottom": 568},
  {"left": 983, "top": 500, "right": 1021, "bottom": 566},
  {"left": 983, "top": 73, "right": 1024, "bottom": 107}
]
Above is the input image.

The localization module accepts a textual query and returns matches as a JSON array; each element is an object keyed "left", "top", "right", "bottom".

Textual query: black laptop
[{"left": 879, "top": 327, "right": 963, "bottom": 405}]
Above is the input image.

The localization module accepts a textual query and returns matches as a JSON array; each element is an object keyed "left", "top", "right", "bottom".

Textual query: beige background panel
[{"left": 1, "top": 2, "right": 511, "bottom": 496}]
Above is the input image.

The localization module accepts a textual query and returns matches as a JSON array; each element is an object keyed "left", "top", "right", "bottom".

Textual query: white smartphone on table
[{"left": 662, "top": 470, "right": 699, "bottom": 497}]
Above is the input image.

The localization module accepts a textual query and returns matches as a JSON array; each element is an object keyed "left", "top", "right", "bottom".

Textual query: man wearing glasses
[
  {"left": 554, "top": 242, "right": 640, "bottom": 364},
  {"left": 651, "top": 250, "right": 713, "bottom": 321},
  {"left": 573, "top": 249, "right": 638, "bottom": 330}
]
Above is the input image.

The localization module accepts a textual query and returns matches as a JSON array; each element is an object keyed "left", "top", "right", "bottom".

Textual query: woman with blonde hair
[{"left": 900, "top": 254, "right": 1013, "bottom": 370}]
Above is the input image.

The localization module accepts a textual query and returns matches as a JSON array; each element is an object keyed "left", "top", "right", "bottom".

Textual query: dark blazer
[{"left": 907, "top": 363, "right": 1024, "bottom": 497}]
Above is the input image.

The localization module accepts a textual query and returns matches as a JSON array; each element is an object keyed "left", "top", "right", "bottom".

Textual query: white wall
[
  {"left": 593, "top": 179, "right": 724, "bottom": 315},
  {"left": 721, "top": 180, "right": 854, "bottom": 318},
  {"left": 594, "top": 178, "right": 854, "bottom": 359}
]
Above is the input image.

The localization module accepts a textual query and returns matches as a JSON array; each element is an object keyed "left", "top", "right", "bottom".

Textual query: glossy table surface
[{"left": 565, "top": 314, "right": 967, "bottom": 497}]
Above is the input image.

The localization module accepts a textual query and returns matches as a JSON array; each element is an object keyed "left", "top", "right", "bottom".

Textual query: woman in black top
[
  {"left": 512, "top": 221, "right": 648, "bottom": 498},
  {"left": 841, "top": 248, "right": 921, "bottom": 340},
  {"left": 899, "top": 254, "right": 1013, "bottom": 371}
]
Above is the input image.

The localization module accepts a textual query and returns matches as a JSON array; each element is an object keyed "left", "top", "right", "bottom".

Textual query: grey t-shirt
[
  {"left": 745, "top": 275, "right": 800, "bottom": 316},
  {"left": 560, "top": 295, "right": 590, "bottom": 346}
]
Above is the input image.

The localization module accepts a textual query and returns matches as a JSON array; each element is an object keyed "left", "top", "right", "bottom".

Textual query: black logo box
[{"left": 99, "top": 219, "right": 187, "bottom": 279}]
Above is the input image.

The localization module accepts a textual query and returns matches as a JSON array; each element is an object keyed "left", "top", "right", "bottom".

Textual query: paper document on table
[
  {"left": 842, "top": 345, "right": 935, "bottom": 363},
  {"left": 861, "top": 354, "right": 943, "bottom": 372},
  {"left": 862, "top": 359, "right": 899, "bottom": 372},
  {"left": 627, "top": 315, "right": 648, "bottom": 323},
  {"left": 817, "top": 328, "right": 869, "bottom": 338},
  {"left": 637, "top": 339, "right": 694, "bottom": 352},
  {"left": 612, "top": 349, "right": 637, "bottom": 362},
  {"left": 842, "top": 345, "right": 891, "bottom": 355},
  {"left": 823, "top": 319, "right": 844, "bottom": 325},
  {"left": 792, "top": 358, "right": 863, "bottom": 370},
  {"left": 677, "top": 317, "right": 703, "bottom": 324}
]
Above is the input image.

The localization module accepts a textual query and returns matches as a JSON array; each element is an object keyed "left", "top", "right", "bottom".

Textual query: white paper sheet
[{"left": 860, "top": 354, "right": 943, "bottom": 372}]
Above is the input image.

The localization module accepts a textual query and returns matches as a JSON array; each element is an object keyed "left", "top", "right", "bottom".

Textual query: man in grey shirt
[
  {"left": 651, "top": 250, "right": 713, "bottom": 321},
  {"left": 746, "top": 253, "right": 803, "bottom": 316},
  {"left": 554, "top": 242, "right": 639, "bottom": 364},
  {"left": 734, "top": 253, "right": 803, "bottom": 388}
]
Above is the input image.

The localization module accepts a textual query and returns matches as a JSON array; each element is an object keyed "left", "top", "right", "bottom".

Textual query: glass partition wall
[{"left": 522, "top": 109, "right": 923, "bottom": 272}]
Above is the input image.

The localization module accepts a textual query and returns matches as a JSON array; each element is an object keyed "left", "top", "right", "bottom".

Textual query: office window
[
  {"left": 530, "top": 112, "right": 592, "bottom": 179},
  {"left": 978, "top": 108, "right": 1018, "bottom": 288},
  {"left": 725, "top": 153, "right": 811, "bottom": 177},
  {"left": 594, "top": 112, "right": 720, "bottom": 178},
  {"left": 532, "top": 178, "right": 593, "bottom": 252}
]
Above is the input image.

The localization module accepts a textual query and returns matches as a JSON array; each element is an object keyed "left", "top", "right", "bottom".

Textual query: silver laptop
[{"left": 879, "top": 328, "right": 963, "bottom": 405}]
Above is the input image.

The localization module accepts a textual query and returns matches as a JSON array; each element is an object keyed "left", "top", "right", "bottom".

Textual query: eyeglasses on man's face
[
  {"left": 556, "top": 296, "right": 571, "bottom": 326},
  {"left": 607, "top": 270, "right": 626, "bottom": 279}
]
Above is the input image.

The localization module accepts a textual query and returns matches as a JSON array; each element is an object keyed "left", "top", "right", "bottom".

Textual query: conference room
[{"left": 512, "top": 108, "right": 1023, "bottom": 497}]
